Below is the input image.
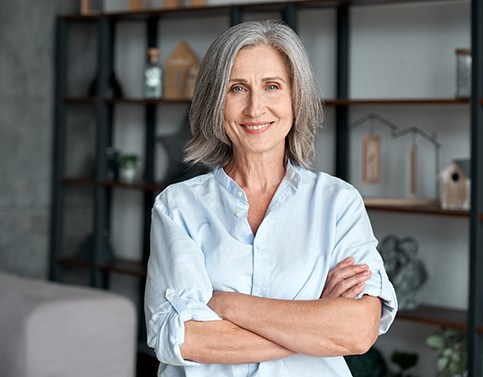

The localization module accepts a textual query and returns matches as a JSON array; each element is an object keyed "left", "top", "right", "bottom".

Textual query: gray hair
[{"left": 184, "top": 19, "right": 324, "bottom": 168}]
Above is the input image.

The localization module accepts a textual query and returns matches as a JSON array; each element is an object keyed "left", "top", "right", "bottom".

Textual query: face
[{"left": 224, "top": 45, "right": 293, "bottom": 161}]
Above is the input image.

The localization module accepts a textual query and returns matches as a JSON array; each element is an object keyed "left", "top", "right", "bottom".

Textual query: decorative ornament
[
  {"left": 351, "top": 113, "right": 441, "bottom": 198},
  {"left": 410, "top": 142, "right": 418, "bottom": 196},
  {"left": 378, "top": 234, "right": 428, "bottom": 310},
  {"left": 362, "top": 134, "right": 381, "bottom": 184}
]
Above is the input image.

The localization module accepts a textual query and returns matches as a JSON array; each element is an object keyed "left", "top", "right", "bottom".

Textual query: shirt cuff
[
  {"left": 360, "top": 269, "right": 398, "bottom": 335},
  {"left": 150, "top": 288, "right": 221, "bottom": 366}
]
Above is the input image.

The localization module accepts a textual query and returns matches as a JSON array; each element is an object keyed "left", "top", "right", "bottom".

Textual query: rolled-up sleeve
[
  {"left": 144, "top": 196, "right": 221, "bottom": 366},
  {"left": 332, "top": 186, "right": 398, "bottom": 335},
  {"left": 363, "top": 268, "right": 398, "bottom": 334}
]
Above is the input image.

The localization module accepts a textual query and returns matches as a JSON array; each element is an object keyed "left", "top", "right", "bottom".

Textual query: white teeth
[{"left": 245, "top": 123, "right": 269, "bottom": 130}]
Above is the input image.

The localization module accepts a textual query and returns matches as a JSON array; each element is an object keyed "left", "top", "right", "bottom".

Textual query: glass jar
[{"left": 455, "top": 48, "right": 471, "bottom": 98}]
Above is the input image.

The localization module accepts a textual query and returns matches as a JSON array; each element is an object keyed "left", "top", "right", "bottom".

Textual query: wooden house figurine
[
  {"left": 164, "top": 41, "right": 200, "bottom": 100},
  {"left": 440, "top": 159, "right": 471, "bottom": 210}
]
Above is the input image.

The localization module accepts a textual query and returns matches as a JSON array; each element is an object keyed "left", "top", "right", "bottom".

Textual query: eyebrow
[{"left": 229, "top": 76, "right": 288, "bottom": 84}]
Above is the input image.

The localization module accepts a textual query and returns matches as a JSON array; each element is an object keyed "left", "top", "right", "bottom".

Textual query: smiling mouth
[{"left": 243, "top": 123, "right": 272, "bottom": 131}]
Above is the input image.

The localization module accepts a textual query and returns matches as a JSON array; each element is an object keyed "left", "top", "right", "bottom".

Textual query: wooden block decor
[
  {"left": 187, "top": 0, "right": 206, "bottom": 6},
  {"left": 80, "top": 0, "right": 103, "bottom": 15},
  {"left": 129, "top": 0, "right": 144, "bottom": 11},
  {"left": 163, "top": 0, "right": 181, "bottom": 9},
  {"left": 164, "top": 41, "right": 200, "bottom": 100}
]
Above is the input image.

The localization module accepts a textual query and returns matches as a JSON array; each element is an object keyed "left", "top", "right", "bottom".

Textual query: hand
[{"left": 321, "top": 257, "right": 371, "bottom": 299}]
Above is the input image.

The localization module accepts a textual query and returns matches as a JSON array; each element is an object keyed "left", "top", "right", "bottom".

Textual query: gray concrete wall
[{"left": 0, "top": 1, "right": 79, "bottom": 278}]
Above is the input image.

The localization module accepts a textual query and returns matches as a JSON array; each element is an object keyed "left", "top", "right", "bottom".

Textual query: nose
[{"left": 244, "top": 90, "right": 265, "bottom": 118}]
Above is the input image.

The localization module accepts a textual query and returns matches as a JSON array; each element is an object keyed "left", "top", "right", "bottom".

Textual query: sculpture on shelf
[{"left": 378, "top": 234, "right": 428, "bottom": 310}]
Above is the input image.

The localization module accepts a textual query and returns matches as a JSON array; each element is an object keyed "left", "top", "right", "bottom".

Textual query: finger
[
  {"left": 323, "top": 269, "right": 371, "bottom": 298},
  {"left": 326, "top": 264, "right": 369, "bottom": 287},
  {"left": 341, "top": 281, "right": 366, "bottom": 299},
  {"left": 333, "top": 257, "right": 355, "bottom": 270},
  {"left": 324, "top": 266, "right": 364, "bottom": 296}
]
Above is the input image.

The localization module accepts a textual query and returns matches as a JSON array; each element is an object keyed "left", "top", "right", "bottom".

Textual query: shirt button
[
  {"left": 165, "top": 288, "right": 177, "bottom": 300},
  {"left": 237, "top": 191, "right": 243, "bottom": 198},
  {"left": 234, "top": 210, "right": 241, "bottom": 217}
]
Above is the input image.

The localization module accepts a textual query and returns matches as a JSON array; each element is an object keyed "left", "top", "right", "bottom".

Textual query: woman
[{"left": 145, "top": 19, "right": 397, "bottom": 376}]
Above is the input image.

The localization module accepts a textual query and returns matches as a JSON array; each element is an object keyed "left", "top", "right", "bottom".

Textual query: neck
[{"left": 224, "top": 152, "right": 287, "bottom": 193}]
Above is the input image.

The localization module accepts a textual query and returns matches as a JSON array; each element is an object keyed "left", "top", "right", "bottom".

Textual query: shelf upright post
[
  {"left": 335, "top": 5, "right": 350, "bottom": 181},
  {"left": 142, "top": 18, "right": 158, "bottom": 260},
  {"left": 92, "top": 15, "right": 112, "bottom": 288},
  {"left": 139, "top": 15, "right": 160, "bottom": 343},
  {"left": 49, "top": 16, "right": 69, "bottom": 282},
  {"left": 229, "top": 5, "right": 242, "bottom": 26},
  {"left": 467, "top": 0, "right": 483, "bottom": 375},
  {"left": 104, "top": 19, "right": 117, "bottom": 239},
  {"left": 281, "top": 2, "right": 297, "bottom": 33}
]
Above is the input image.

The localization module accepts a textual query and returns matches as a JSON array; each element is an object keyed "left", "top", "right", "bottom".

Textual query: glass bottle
[{"left": 144, "top": 48, "right": 163, "bottom": 98}]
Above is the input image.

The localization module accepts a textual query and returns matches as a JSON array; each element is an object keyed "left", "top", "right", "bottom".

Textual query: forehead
[{"left": 230, "top": 45, "right": 290, "bottom": 78}]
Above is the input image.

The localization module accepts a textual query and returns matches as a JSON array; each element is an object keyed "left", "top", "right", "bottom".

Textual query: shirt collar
[{"left": 212, "top": 159, "right": 301, "bottom": 201}]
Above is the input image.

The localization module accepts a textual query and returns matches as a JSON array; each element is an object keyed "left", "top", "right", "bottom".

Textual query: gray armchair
[{"left": 0, "top": 273, "right": 137, "bottom": 377}]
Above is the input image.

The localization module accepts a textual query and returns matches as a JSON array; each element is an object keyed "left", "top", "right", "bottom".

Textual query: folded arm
[
  {"left": 181, "top": 257, "right": 375, "bottom": 363},
  {"left": 181, "top": 319, "right": 294, "bottom": 364},
  {"left": 207, "top": 291, "right": 381, "bottom": 357}
]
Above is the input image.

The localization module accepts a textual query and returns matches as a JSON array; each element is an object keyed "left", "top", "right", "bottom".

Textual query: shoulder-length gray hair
[{"left": 184, "top": 19, "right": 324, "bottom": 168}]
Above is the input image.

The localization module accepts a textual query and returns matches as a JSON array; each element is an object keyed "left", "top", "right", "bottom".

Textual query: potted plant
[
  {"left": 426, "top": 328, "right": 467, "bottom": 377},
  {"left": 119, "top": 154, "right": 139, "bottom": 183}
]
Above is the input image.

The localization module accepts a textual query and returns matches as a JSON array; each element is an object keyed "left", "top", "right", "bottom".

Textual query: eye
[
  {"left": 266, "top": 83, "right": 280, "bottom": 91},
  {"left": 230, "top": 85, "right": 246, "bottom": 93}
]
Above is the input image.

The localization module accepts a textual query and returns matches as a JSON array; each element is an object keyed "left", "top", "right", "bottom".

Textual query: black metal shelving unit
[
  {"left": 50, "top": 0, "right": 483, "bottom": 375},
  {"left": 468, "top": 0, "right": 483, "bottom": 374}
]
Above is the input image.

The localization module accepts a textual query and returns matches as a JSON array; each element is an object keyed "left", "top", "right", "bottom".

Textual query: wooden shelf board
[
  {"left": 64, "top": 0, "right": 468, "bottom": 20},
  {"left": 59, "top": 256, "right": 92, "bottom": 269},
  {"left": 65, "top": 96, "right": 474, "bottom": 106},
  {"left": 366, "top": 204, "right": 469, "bottom": 217},
  {"left": 61, "top": 177, "right": 95, "bottom": 186},
  {"left": 64, "top": 96, "right": 190, "bottom": 105},
  {"left": 60, "top": 178, "right": 167, "bottom": 192},
  {"left": 103, "top": 180, "right": 167, "bottom": 192},
  {"left": 59, "top": 257, "right": 147, "bottom": 277},
  {"left": 104, "top": 97, "right": 190, "bottom": 104},
  {"left": 397, "top": 304, "right": 467, "bottom": 329},
  {"left": 364, "top": 198, "right": 469, "bottom": 218},
  {"left": 325, "top": 98, "right": 470, "bottom": 106},
  {"left": 64, "top": 96, "right": 97, "bottom": 104},
  {"left": 99, "top": 259, "right": 147, "bottom": 277}
]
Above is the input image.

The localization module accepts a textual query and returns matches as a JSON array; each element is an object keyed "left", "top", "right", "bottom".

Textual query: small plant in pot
[{"left": 119, "top": 154, "right": 139, "bottom": 183}]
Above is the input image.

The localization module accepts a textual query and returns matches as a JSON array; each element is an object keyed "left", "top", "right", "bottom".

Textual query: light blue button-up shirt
[{"left": 145, "top": 161, "right": 397, "bottom": 377}]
